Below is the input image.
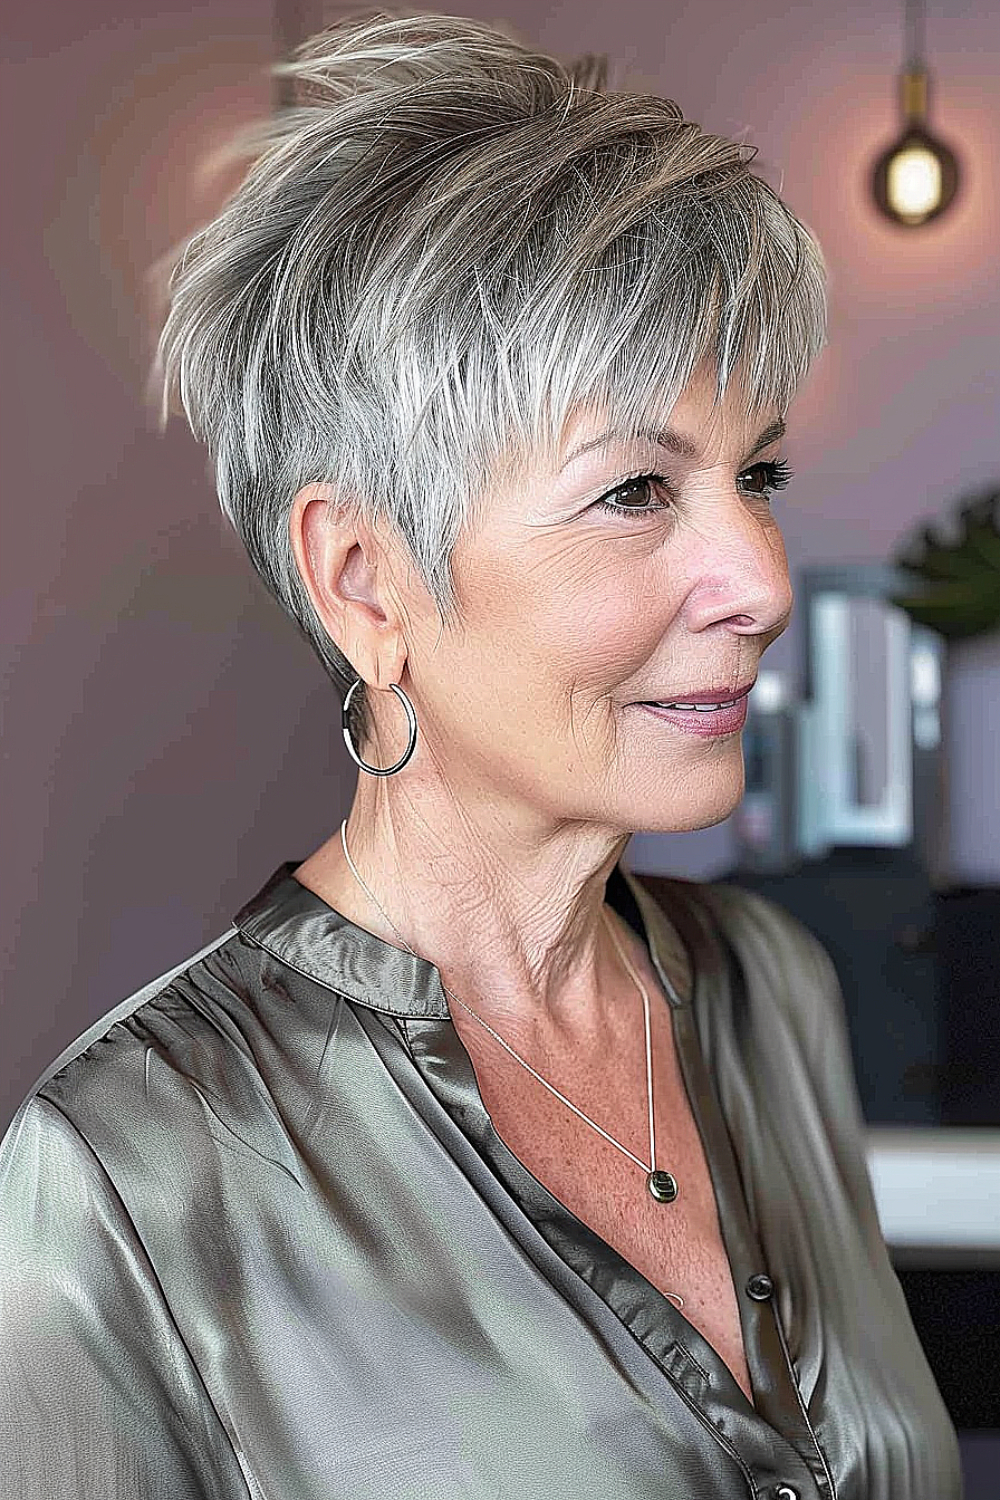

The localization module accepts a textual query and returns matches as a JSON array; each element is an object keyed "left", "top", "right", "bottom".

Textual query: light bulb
[
  {"left": 871, "top": 66, "right": 960, "bottom": 227},
  {"left": 887, "top": 142, "right": 943, "bottom": 220}
]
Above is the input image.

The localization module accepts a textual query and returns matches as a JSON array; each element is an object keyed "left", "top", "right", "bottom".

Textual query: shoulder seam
[{"left": 17, "top": 926, "right": 239, "bottom": 1110}]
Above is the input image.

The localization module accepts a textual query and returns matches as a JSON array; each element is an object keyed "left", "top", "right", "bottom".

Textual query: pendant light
[{"left": 871, "top": 0, "right": 961, "bottom": 226}]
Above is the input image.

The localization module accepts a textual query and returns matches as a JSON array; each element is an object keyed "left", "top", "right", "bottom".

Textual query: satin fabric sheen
[{"left": 0, "top": 859, "right": 962, "bottom": 1498}]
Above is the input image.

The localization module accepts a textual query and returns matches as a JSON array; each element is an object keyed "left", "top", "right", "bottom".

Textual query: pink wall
[
  {"left": 3, "top": 1, "right": 998, "bottom": 1127},
  {"left": 2, "top": 2, "right": 335, "bottom": 1126}
]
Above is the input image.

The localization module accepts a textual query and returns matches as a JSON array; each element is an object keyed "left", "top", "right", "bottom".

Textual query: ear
[{"left": 288, "top": 483, "right": 406, "bottom": 692}]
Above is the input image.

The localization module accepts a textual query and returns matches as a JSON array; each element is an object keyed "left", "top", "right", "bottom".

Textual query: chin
[
  {"left": 625, "top": 765, "right": 745, "bottom": 835},
  {"left": 635, "top": 806, "right": 740, "bottom": 836}
]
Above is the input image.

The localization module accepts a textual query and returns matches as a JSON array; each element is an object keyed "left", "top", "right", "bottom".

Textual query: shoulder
[
  {"left": 686, "top": 878, "right": 870, "bottom": 1141},
  {"left": 689, "top": 877, "right": 844, "bottom": 1044},
  {"left": 635, "top": 871, "right": 852, "bottom": 1085},
  {"left": 0, "top": 923, "right": 279, "bottom": 1223},
  {"left": 12, "top": 923, "right": 239, "bottom": 1103},
  {"left": 0, "top": 937, "right": 257, "bottom": 1499},
  {"left": 703, "top": 876, "right": 840, "bottom": 994},
  {"left": 636, "top": 870, "right": 838, "bottom": 992},
  {"left": 695, "top": 876, "right": 831, "bottom": 965}
]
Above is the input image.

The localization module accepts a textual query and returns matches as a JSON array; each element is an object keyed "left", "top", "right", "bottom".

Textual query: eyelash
[{"left": 593, "top": 459, "right": 795, "bottom": 520}]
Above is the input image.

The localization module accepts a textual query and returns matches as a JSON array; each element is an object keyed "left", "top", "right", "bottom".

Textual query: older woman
[{"left": 0, "top": 11, "right": 960, "bottom": 1500}]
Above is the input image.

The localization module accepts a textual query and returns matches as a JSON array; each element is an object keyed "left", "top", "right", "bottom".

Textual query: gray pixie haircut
[{"left": 152, "top": 7, "right": 828, "bottom": 750}]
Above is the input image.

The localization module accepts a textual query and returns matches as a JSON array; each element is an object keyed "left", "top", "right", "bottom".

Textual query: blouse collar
[{"left": 232, "top": 857, "right": 694, "bottom": 1020}]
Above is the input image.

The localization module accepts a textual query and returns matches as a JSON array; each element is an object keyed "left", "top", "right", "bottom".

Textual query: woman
[{"left": 0, "top": 11, "right": 961, "bottom": 1499}]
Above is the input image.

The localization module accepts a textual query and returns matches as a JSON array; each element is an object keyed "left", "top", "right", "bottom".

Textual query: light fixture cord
[{"left": 904, "top": 0, "right": 926, "bottom": 70}]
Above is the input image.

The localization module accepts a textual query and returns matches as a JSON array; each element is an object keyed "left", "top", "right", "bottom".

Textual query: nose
[{"left": 682, "top": 495, "right": 794, "bottom": 638}]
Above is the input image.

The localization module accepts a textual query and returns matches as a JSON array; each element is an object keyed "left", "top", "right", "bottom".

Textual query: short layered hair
[{"left": 153, "top": 7, "right": 828, "bottom": 749}]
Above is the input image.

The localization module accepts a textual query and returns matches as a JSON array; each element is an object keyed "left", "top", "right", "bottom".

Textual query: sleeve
[{"left": 0, "top": 1094, "right": 249, "bottom": 1500}]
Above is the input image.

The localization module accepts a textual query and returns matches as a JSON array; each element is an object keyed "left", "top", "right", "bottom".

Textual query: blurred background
[{"left": 2, "top": 0, "right": 998, "bottom": 1486}]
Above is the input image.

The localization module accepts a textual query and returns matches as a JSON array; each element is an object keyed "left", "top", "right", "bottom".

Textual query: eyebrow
[{"left": 558, "top": 416, "right": 787, "bottom": 472}]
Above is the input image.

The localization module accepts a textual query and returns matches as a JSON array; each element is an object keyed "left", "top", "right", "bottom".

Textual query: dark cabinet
[{"left": 719, "top": 846, "right": 1000, "bottom": 1128}]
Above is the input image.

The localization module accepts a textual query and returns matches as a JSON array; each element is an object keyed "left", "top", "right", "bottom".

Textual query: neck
[{"left": 293, "top": 775, "right": 660, "bottom": 1049}]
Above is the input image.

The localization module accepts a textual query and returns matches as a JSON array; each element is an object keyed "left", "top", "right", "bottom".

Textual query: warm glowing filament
[{"left": 887, "top": 145, "right": 943, "bottom": 220}]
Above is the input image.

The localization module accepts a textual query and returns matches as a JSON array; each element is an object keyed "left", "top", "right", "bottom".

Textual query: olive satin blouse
[{"left": 0, "top": 860, "right": 962, "bottom": 1499}]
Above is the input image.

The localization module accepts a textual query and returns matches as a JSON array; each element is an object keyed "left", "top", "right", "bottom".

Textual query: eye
[
  {"left": 739, "top": 458, "right": 794, "bottom": 498},
  {"left": 592, "top": 458, "right": 794, "bottom": 522},
  {"left": 591, "top": 471, "right": 672, "bottom": 520}
]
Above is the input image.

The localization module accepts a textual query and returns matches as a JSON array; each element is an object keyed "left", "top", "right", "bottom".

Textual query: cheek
[
  {"left": 532, "top": 565, "right": 676, "bottom": 700},
  {"left": 456, "top": 537, "right": 677, "bottom": 696}
]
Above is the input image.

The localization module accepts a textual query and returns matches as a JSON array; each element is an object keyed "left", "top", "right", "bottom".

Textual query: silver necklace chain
[{"left": 338, "top": 820, "right": 684, "bottom": 1244}]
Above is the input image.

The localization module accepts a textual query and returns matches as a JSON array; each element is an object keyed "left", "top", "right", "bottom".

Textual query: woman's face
[{"left": 375, "top": 362, "right": 794, "bottom": 836}]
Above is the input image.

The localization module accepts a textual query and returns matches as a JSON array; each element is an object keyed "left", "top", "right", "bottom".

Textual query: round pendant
[{"left": 647, "top": 1169, "right": 679, "bottom": 1203}]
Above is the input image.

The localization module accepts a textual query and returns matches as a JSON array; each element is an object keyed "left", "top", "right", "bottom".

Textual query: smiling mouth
[
  {"left": 635, "top": 679, "right": 756, "bottom": 710},
  {"left": 641, "top": 697, "right": 742, "bottom": 711}
]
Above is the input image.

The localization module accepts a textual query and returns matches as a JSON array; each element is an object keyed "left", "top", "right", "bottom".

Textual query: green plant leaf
[{"left": 889, "top": 483, "right": 1000, "bottom": 641}]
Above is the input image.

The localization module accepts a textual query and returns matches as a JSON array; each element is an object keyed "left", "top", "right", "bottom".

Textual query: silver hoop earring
[{"left": 341, "top": 678, "right": 418, "bottom": 776}]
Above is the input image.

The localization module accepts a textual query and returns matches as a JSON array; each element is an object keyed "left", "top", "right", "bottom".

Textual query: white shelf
[{"left": 866, "top": 1128, "right": 1000, "bottom": 1251}]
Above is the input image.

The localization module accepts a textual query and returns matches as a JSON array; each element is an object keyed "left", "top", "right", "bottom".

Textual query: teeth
[{"left": 656, "top": 699, "right": 738, "bottom": 711}]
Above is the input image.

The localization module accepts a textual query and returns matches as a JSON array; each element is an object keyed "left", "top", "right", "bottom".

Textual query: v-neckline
[{"left": 393, "top": 867, "right": 805, "bottom": 1435}]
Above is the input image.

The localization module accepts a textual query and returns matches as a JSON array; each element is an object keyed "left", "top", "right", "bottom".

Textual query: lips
[
  {"left": 639, "top": 679, "right": 756, "bottom": 707},
  {"left": 639, "top": 697, "right": 749, "bottom": 736}
]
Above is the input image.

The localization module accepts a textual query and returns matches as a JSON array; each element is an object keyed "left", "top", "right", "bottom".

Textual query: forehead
[
  {"left": 554, "top": 384, "right": 785, "bottom": 472},
  {"left": 563, "top": 355, "right": 767, "bottom": 430}
]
